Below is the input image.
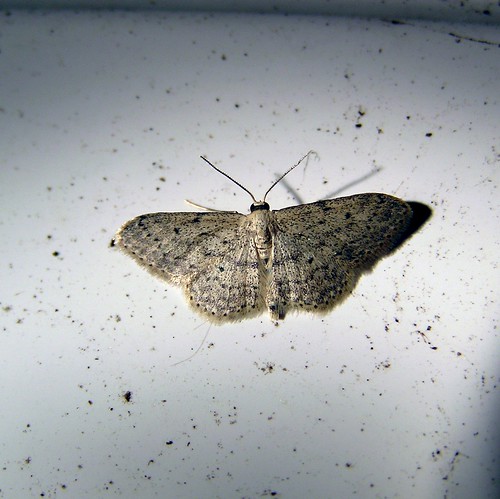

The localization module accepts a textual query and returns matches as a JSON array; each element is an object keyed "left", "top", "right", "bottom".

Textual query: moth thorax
[{"left": 252, "top": 211, "right": 273, "bottom": 265}]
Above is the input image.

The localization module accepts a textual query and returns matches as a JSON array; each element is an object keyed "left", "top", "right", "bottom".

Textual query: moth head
[{"left": 250, "top": 201, "right": 270, "bottom": 212}]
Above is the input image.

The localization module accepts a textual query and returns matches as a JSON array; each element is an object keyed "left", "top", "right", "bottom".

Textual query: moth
[{"left": 114, "top": 153, "right": 412, "bottom": 322}]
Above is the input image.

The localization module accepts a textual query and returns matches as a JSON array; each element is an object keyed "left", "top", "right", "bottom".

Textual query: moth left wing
[
  {"left": 277, "top": 194, "right": 411, "bottom": 267},
  {"left": 266, "top": 194, "right": 412, "bottom": 318}
]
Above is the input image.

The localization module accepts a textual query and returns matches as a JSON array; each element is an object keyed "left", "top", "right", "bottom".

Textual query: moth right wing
[{"left": 115, "top": 211, "right": 266, "bottom": 322}]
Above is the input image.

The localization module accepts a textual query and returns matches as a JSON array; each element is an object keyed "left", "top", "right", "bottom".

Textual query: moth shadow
[
  {"left": 276, "top": 166, "right": 382, "bottom": 205},
  {"left": 393, "top": 201, "right": 432, "bottom": 252}
]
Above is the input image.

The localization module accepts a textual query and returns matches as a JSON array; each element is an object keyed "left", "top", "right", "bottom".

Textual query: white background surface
[
  {"left": 1, "top": 0, "right": 499, "bottom": 24},
  {"left": 0, "top": 8, "right": 498, "bottom": 499}
]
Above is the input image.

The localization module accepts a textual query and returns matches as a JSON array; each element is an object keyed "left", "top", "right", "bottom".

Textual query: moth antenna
[
  {"left": 263, "top": 150, "right": 317, "bottom": 202},
  {"left": 200, "top": 156, "right": 258, "bottom": 204}
]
